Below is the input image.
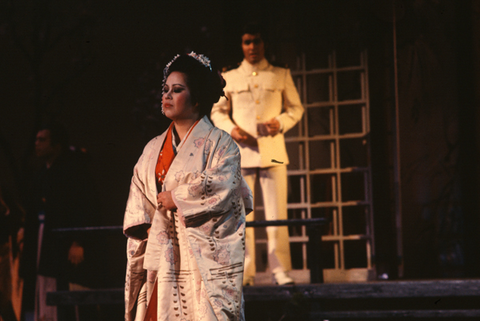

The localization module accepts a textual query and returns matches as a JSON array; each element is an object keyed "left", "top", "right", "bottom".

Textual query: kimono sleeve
[
  {"left": 171, "top": 133, "right": 247, "bottom": 227},
  {"left": 123, "top": 147, "right": 156, "bottom": 240}
]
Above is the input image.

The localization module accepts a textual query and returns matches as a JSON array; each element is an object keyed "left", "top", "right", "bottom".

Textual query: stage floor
[{"left": 47, "top": 279, "right": 480, "bottom": 319}]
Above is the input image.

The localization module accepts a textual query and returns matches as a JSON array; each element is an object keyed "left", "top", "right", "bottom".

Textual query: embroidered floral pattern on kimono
[{"left": 123, "top": 116, "right": 253, "bottom": 321}]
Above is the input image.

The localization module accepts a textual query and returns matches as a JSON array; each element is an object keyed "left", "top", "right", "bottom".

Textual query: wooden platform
[
  {"left": 243, "top": 279, "right": 480, "bottom": 300},
  {"left": 47, "top": 279, "right": 480, "bottom": 319}
]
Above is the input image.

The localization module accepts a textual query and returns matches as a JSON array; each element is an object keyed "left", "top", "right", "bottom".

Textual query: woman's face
[{"left": 162, "top": 71, "right": 199, "bottom": 121}]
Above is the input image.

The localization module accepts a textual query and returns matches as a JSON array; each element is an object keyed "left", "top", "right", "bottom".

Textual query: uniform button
[
  {"left": 255, "top": 100, "right": 260, "bottom": 104},
  {"left": 254, "top": 84, "right": 258, "bottom": 88},
  {"left": 252, "top": 71, "right": 258, "bottom": 76},
  {"left": 256, "top": 116, "right": 260, "bottom": 120}
]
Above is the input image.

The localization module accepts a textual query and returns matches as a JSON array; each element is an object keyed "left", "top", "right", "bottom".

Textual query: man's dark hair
[
  {"left": 242, "top": 22, "right": 268, "bottom": 44},
  {"left": 39, "top": 121, "right": 69, "bottom": 150}
]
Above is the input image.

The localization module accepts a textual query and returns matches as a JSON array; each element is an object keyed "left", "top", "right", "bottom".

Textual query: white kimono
[{"left": 123, "top": 116, "right": 253, "bottom": 321}]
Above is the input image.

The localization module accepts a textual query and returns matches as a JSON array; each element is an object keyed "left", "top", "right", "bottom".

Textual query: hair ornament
[
  {"left": 163, "top": 54, "right": 180, "bottom": 79},
  {"left": 163, "top": 51, "right": 212, "bottom": 79},
  {"left": 187, "top": 51, "right": 212, "bottom": 71}
]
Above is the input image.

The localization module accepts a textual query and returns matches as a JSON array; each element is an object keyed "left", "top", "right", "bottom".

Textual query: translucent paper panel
[
  {"left": 306, "top": 73, "right": 330, "bottom": 103},
  {"left": 286, "top": 141, "right": 304, "bottom": 170},
  {"left": 309, "top": 140, "right": 334, "bottom": 170},
  {"left": 344, "top": 240, "right": 368, "bottom": 269},
  {"left": 310, "top": 174, "right": 335, "bottom": 203},
  {"left": 342, "top": 206, "right": 367, "bottom": 236},
  {"left": 338, "top": 104, "right": 364, "bottom": 134},
  {"left": 287, "top": 175, "right": 306, "bottom": 203},
  {"left": 337, "top": 70, "right": 362, "bottom": 101},
  {"left": 339, "top": 138, "right": 368, "bottom": 168},
  {"left": 307, "top": 106, "right": 332, "bottom": 137},
  {"left": 311, "top": 207, "right": 336, "bottom": 236},
  {"left": 310, "top": 240, "right": 336, "bottom": 269},
  {"left": 288, "top": 208, "right": 306, "bottom": 237},
  {"left": 290, "top": 242, "right": 304, "bottom": 269},
  {"left": 285, "top": 121, "right": 301, "bottom": 138},
  {"left": 340, "top": 172, "right": 365, "bottom": 202}
]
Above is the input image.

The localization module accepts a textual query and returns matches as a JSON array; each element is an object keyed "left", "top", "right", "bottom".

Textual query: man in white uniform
[{"left": 211, "top": 23, "right": 304, "bottom": 285}]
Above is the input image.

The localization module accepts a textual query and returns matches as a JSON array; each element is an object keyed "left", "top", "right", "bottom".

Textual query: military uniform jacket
[{"left": 211, "top": 58, "right": 304, "bottom": 168}]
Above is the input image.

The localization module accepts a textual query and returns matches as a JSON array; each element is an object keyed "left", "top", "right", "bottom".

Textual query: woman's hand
[{"left": 157, "top": 191, "right": 177, "bottom": 211}]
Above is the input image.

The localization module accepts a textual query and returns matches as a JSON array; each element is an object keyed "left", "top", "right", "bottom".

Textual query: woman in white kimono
[{"left": 123, "top": 52, "right": 253, "bottom": 321}]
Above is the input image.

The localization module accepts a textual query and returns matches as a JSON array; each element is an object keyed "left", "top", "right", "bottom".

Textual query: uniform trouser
[{"left": 242, "top": 165, "right": 292, "bottom": 278}]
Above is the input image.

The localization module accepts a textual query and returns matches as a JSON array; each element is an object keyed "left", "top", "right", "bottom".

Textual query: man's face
[
  {"left": 35, "top": 129, "right": 55, "bottom": 158},
  {"left": 241, "top": 33, "right": 265, "bottom": 64}
]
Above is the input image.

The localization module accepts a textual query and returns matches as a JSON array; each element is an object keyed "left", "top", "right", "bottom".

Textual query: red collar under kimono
[{"left": 155, "top": 120, "right": 200, "bottom": 188}]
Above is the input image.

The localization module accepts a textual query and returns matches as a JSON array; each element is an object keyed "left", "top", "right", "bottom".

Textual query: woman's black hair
[{"left": 163, "top": 54, "right": 226, "bottom": 117}]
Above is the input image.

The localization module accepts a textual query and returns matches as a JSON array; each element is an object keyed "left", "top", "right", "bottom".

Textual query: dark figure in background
[
  {"left": 21, "top": 121, "right": 99, "bottom": 321},
  {"left": 211, "top": 23, "right": 304, "bottom": 286},
  {"left": 0, "top": 185, "right": 24, "bottom": 321}
]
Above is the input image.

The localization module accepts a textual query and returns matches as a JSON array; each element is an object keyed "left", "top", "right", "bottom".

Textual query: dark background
[{"left": 2, "top": 0, "right": 480, "bottom": 290}]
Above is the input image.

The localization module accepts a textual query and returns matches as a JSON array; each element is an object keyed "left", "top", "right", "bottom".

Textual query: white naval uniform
[{"left": 211, "top": 58, "right": 304, "bottom": 279}]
